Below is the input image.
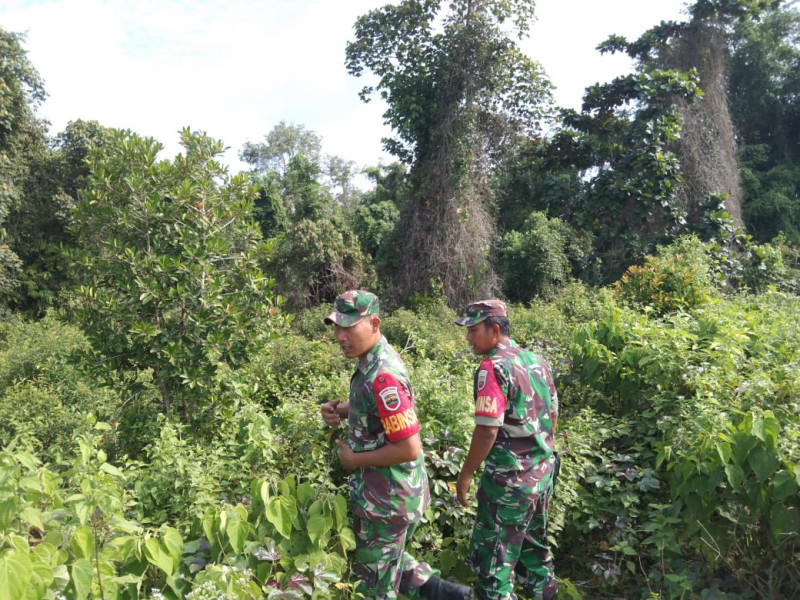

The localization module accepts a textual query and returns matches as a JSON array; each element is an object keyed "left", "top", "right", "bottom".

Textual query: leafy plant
[{"left": 68, "top": 128, "right": 289, "bottom": 426}]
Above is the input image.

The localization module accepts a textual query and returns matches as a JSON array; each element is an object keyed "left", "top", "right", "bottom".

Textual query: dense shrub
[
  {"left": 567, "top": 290, "right": 800, "bottom": 598},
  {"left": 380, "top": 299, "right": 464, "bottom": 359},
  {"left": 498, "top": 211, "right": 590, "bottom": 302},
  {"left": 0, "top": 315, "right": 116, "bottom": 455},
  {"left": 614, "top": 235, "right": 715, "bottom": 313}
]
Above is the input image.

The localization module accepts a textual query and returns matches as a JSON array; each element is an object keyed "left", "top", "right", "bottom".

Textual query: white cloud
[{"left": 2, "top": 0, "right": 688, "bottom": 176}]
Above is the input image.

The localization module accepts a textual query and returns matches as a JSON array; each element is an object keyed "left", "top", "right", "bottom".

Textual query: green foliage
[
  {"left": 498, "top": 211, "right": 590, "bottom": 302},
  {"left": 346, "top": 0, "right": 553, "bottom": 305},
  {"left": 239, "top": 121, "right": 322, "bottom": 180},
  {"left": 0, "top": 418, "right": 356, "bottom": 600},
  {"left": 0, "top": 28, "right": 48, "bottom": 298},
  {"left": 703, "top": 207, "right": 792, "bottom": 293},
  {"left": 245, "top": 333, "right": 350, "bottom": 411},
  {"left": 68, "top": 128, "right": 289, "bottom": 426},
  {"left": 268, "top": 218, "right": 375, "bottom": 309},
  {"left": 348, "top": 201, "right": 400, "bottom": 263},
  {"left": 567, "top": 288, "right": 800, "bottom": 597},
  {"left": 5, "top": 119, "right": 113, "bottom": 317},
  {"left": 547, "top": 65, "right": 702, "bottom": 283},
  {"left": 728, "top": 4, "right": 800, "bottom": 245},
  {"left": 0, "top": 315, "right": 116, "bottom": 455},
  {"left": 614, "top": 235, "right": 715, "bottom": 313},
  {"left": 249, "top": 173, "right": 287, "bottom": 240},
  {"left": 380, "top": 300, "right": 464, "bottom": 360}
]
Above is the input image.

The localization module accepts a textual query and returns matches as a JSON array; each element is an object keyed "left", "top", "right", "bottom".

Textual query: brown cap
[{"left": 455, "top": 299, "right": 507, "bottom": 326}]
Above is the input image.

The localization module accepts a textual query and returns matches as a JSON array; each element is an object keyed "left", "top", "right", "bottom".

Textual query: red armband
[
  {"left": 475, "top": 359, "right": 506, "bottom": 418},
  {"left": 374, "top": 373, "right": 420, "bottom": 442}
]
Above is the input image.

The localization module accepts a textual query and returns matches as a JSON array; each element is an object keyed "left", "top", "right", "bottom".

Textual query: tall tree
[
  {"left": 5, "top": 120, "right": 111, "bottom": 315},
  {"left": 346, "top": 0, "right": 553, "bottom": 306},
  {"left": 529, "top": 0, "right": 778, "bottom": 282},
  {"left": 0, "top": 29, "right": 48, "bottom": 298},
  {"left": 727, "top": 1, "right": 800, "bottom": 243},
  {"left": 240, "top": 121, "right": 322, "bottom": 179}
]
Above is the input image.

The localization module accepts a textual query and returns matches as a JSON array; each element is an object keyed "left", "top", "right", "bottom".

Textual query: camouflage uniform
[
  {"left": 325, "top": 291, "right": 435, "bottom": 599},
  {"left": 457, "top": 301, "right": 559, "bottom": 600}
]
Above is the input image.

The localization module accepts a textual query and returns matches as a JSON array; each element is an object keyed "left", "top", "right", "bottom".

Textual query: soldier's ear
[{"left": 370, "top": 315, "right": 381, "bottom": 333}]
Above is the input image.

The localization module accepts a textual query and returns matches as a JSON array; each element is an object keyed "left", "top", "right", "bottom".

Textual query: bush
[
  {"left": 0, "top": 315, "right": 117, "bottom": 455},
  {"left": 614, "top": 235, "right": 715, "bottom": 313},
  {"left": 246, "top": 333, "right": 351, "bottom": 410},
  {"left": 498, "top": 211, "right": 586, "bottom": 302},
  {"left": 381, "top": 299, "right": 463, "bottom": 360}
]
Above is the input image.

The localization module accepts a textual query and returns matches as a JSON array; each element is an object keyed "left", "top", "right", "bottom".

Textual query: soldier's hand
[
  {"left": 321, "top": 399, "right": 342, "bottom": 427},
  {"left": 456, "top": 469, "right": 472, "bottom": 507},
  {"left": 335, "top": 438, "right": 358, "bottom": 472}
]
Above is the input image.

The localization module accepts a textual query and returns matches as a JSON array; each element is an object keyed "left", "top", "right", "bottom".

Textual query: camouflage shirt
[
  {"left": 347, "top": 336, "right": 430, "bottom": 523},
  {"left": 473, "top": 339, "right": 558, "bottom": 501}
]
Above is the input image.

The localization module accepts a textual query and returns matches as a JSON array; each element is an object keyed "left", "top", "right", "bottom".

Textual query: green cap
[
  {"left": 455, "top": 299, "right": 507, "bottom": 326},
  {"left": 324, "top": 290, "right": 380, "bottom": 327}
]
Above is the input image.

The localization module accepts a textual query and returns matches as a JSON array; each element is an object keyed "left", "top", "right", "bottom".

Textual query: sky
[{"left": 1, "top": 0, "right": 690, "bottom": 176}]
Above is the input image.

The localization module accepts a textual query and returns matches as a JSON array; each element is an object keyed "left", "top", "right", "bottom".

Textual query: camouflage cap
[
  {"left": 455, "top": 299, "right": 508, "bottom": 326},
  {"left": 324, "top": 290, "right": 380, "bottom": 327}
]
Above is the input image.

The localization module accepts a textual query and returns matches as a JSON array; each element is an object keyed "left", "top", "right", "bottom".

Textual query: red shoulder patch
[
  {"left": 475, "top": 359, "right": 506, "bottom": 418},
  {"left": 374, "top": 373, "right": 419, "bottom": 442}
]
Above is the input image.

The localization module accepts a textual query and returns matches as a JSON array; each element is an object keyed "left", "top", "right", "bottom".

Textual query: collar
[
  {"left": 357, "top": 335, "right": 388, "bottom": 374},
  {"left": 487, "top": 337, "right": 516, "bottom": 357}
]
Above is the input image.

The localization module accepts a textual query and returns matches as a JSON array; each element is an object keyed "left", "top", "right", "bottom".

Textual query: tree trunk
[{"left": 670, "top": 22, "right": 744, "bottom": 227}]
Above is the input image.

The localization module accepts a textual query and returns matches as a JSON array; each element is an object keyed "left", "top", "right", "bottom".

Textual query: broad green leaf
[
  {"left": 19, "top": 506, "right": 44, "bottom": 532},
  {"left": 52, "top": 564, "right": 70, "bottom": 591},
  {"left": 162, "top": 527, "right": 183, "bottom": 569},
  {"left": 70, "top": 526, "right": 94, "bottom": 560},
  {"left": 752, "top": 413, "right": 780, "bottom": 450},
  {"left": 0, "top": 550, "right": 32, "bottom": 600},
  {"left": 771, "top": 470, "right": 799, "bottom": 502},
  {"left": 307, "top": 514, "right": 331, "bottom": 548},
  {"left": 31, "top": 542, "right": 58, "bottom": 566},
  {"left": 725, "top": 463, "right": 744, "bottom": 490},
  {"left": 28, "top": 559, "right": 53, "bottom": 598},
  {"left": 769, "top": 503, "right": 800, "bottom": 541},
  {"left": 279, "top": 476, "right": 294, "bottom": 497},
  {"left": 71, "top": 558, "right": 93, "bottom": 600},
  {"left": 339, "top": 526, "right": 356, "bottom": 552},
  {"left": 144, "top": 538, "right": 173, "bottom": 576},
  {"left": 747, "top": 447, "right": 779, "bottom": 483},
  {"left": 308, "top": 499, "right": 324, "bottom": 517},
  {"left": 15, "top": 451, "right": 38, "bottom": 472},
  {"left": 731, "top": 432, "right": 758, "bottom": 464},
  {"left": 266, "top": 495, "right": 297, "bottom": 539},
  {"left": 166, "top": 572, "right": 192, "bottom": 597},
  {"left": 74, "top": 500, "right": 94, "bottom": 525},
  {"left": 226, "top": 515, "right": 249, "bottom": 554},
  {"left": 0, "top": 498, "right": 17, "bottom": 529},
  {"left": 19, "top": 476, "right": 41, "bottom": 492},
  {"left": 256, "top": 479, "right": 270, "bottom": 507},
  {"left": 333, "top": 494, "right": 348, "bottom": 532},
  {"left": 715, "top": 440, "right": 732, "bottom": 465},
  {"left": 297, "top": 482, "right": 314, "bottom": 506}
]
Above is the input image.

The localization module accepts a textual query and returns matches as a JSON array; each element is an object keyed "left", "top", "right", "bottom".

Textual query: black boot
[{"left": 419, "top": 576, "right": 475, "bottom": 600}]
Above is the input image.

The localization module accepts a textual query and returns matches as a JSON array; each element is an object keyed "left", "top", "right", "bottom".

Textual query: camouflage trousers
[
  {"left": 352, "top": 515, "right": 436, "bottom": 600},
  {"left": 468, "top": 490, "right": 556, "bottom": 600}
]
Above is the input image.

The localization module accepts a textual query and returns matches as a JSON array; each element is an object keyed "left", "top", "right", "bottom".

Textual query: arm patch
[
  {"left": 374, "top": 373, "right": 419, "bottom": 442},
  {"left": 475, "top": 359, "right": 506, "bottom": 418}
]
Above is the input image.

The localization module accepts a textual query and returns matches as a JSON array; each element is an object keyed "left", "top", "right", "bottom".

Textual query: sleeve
[
  {"left": 541, "top": 357, "right": 559, "bottom": 413},
  {"left": 374, "top": 372, "right": 420, "bottom": 442},
  {"left": 474, "top": 358, "right": 507, "bottom": 427}
]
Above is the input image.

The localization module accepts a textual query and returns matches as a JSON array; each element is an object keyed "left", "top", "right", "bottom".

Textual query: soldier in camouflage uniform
[
  {"left": 321, "top": 290, "right": 473, "bottom": 600},
  {"left": 455, "top": 300, "right": 559, "bottom": 600}
]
